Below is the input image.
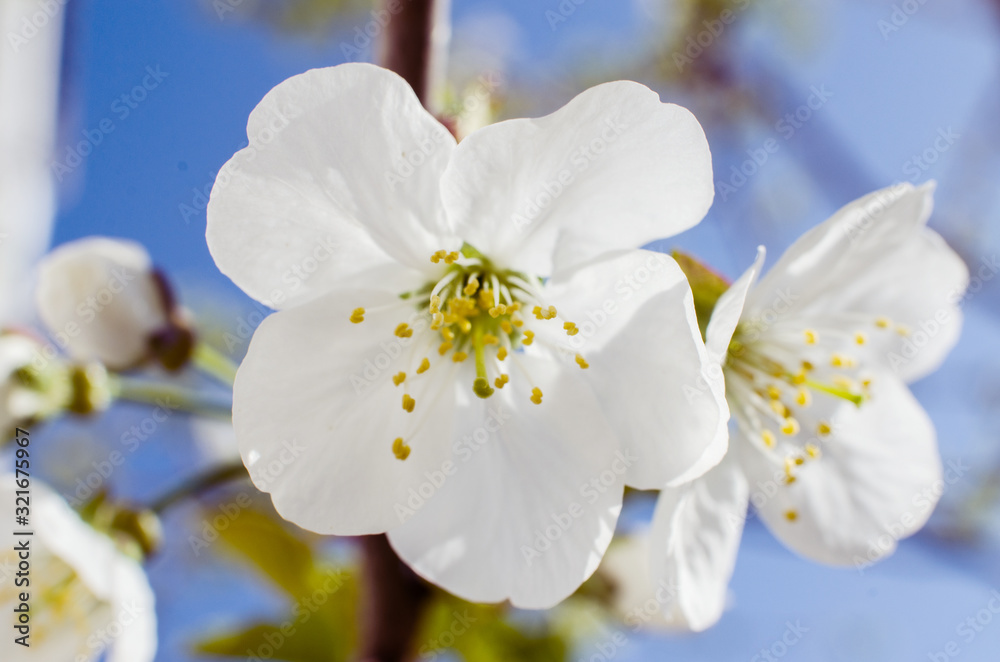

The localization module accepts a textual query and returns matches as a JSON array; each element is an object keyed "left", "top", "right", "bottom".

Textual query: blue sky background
[{"left": 39, "top": 0, "right": 1000, "bottom": 660}]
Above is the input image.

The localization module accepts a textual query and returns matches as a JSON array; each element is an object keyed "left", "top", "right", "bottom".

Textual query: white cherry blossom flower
[
  {"left": 0, "top": 477, "right": 157, "bottom": 662},
  {"left": 651, "top": 182, "right": 969, "bottom": 630},
  {"left": 36, "top": 237, "right": 190, "bottom": 371},
  {"left": 206, "top": 63, "right": 727, "bottom": 608}
]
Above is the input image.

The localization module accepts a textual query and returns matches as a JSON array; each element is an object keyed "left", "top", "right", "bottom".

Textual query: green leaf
[
  {"left": 196, "top": 619, "right": 336, "bottom": 662},
  {"left": 212, "top": 507, "right": 317, "bottom": 597},
  {"left": 416, "top": 594, "right": 568, "bottom": 662}
]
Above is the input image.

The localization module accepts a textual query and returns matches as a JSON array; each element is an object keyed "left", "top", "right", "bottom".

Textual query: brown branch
[
  {"left": 357, "top": 3, "right": 441, "bottom": 660},
  {"left": 356, "top": 535, "right": 432, "bottom": 661},
  {"left": 378, "top": 0, "right": 437, "bottom": 105}
]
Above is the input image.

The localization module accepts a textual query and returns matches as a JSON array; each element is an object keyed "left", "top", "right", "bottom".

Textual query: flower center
[
  {"left": 350, "top": 244, "right": 589, "bottom": 461},
  {"left": 723, "top": 315, "right": 907, "bottom": 499},
  {"left": 0, "top": 549, "right": 114, "bottom": 652}
]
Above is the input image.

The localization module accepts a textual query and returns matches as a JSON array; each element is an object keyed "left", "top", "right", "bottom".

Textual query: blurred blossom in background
[{"left": 4, "top": 0, "right": 1000, "bottom": 660}]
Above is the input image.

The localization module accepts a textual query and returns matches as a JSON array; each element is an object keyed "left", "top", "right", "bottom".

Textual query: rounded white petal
[
  {"left": 233, "top": 289, "right": 460, "bottom": 535},
  {"left": 35, "top": 237, "right": 168, "bottom": 370},
  {"left": 740, "top": 371, "right": 941, "bottom": 566},
  {"left": 649, "top": 455, "right": 748, "bottom": 632},
  {"left": 0, "top": 477, "right": 156, "bottom": 662},
  {"left": 744, "top": 183, "right": 968, "bottom": 382},
  {"left": 442, "top": 81, "right": 713, "bottom": 275},
  {"left": 207, "top": 64, "right": 459, "bottom": 310},
  {"left": 388, "top": 354, "right": 623, "bottom": 609},
  {"left": 539, "top": 250, "right": 726, "bottom": 489},
  {"left": 705, "top": 246, "right": 766, "bottom": 364}
]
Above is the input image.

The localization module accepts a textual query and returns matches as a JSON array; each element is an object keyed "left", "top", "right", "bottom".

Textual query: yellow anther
[
  {"left": 438, "top": 341, "right": 453, "bottom": 355},
  {"left": 522, "top": 330, "right": 534, "bottom": 346},
  {"left": 444, "top": 251, "right": 460, "bottom": 264},
  {"left": 761, "top": 429, "right": 776, "bottom": 448},
  {"left": 785, "top": 475, "right": 797, "bottom": 485},
  {"left": 817, "top": 421, "right": 832, "bottom": 436},
  {"left": 876, "top": 317, "right": 891, "bottom": 329},
  {"left": 463, "top": 275, "right": 480, "bottom": 296},
  {"left": 489, "top": 305, "right": 507, "bottom": 318},
  {"left": 530, "top": 387, "right": 543, "bottom": 405},
  {"left": 766, "top": 385, "right": 782, "bottom": 400},
  {"left": 430, "top": 250, "right": 447, "bottom": 263},
  {"left": 575, "top": 354, "right": 589, "bottom": 369},
  {"left": 482, "top": 333, "right": 499, "bottom": 345},
  {"left": 392, "top": 437, "right": 411, "bottom": 460},
  {"left": 494, "top": 374, "right": 509, "bottom": 389},
  {"left": 395, "top": 323, "right": 413, "bottom": 338},
  {"left": 785, "top": 510, "right": 799, "bottom": 522},
  {"left": 896, "top": 325, "right": 910, "bottom": 337},
  {"left": 417, "top": 358, "right": 431, "bottom": 374},
  {"left": 457, "top": 318, "right": 472, "bottom": 334},
  {"left": 563, "top": 322, "right": 579, "bottom": 336},
  {"left": 543, "top": 305, "right": 557, "bottom": 320},
  {"left": 532, "top": 305, "right": 544, "bottom": 319},
  {"left": 805, "top": 443, "right": 821, "bottom": 459},
  {"left": 791, "top": 372, "right": 807, "bottom": 385},
  {"left": 496, "top": 346, "right": 508, "bottom": 361},
  {"left": 855, "top": 332, "right": 867, "bottom": 345},
  {"left": 831, "top": 354, "right": 845, "bottom": 368},
  {"left": 795, "top": 389, "right": 811, "bottom": 407},
  {"left": 500, "top": 320, "right": 513, "bottom": 334},
  {"left": 452, "top": 351, "right": 469, "bottom": 363},
  {"left": 770, "top": 400, "right": 789, "bottom": 418},
  {"left": 780, "top": 418, "right": 800, "bottom": 436},
  {"left": 794, "top": 457, "right": 805, "bottom": 466},
  {"left": 402, "top": 394, "right": 415, "bottom": 413},
  {"left": 804, "top": 329, "right": 818, "bottom": 345},
  {"left": 442, "top": 327, "right": 455, "bottom": 341},
  {"left": 350, "top": 307, "right": 366, "bottom": 324},
  {"left": 509, "top": 302, "right": 522, "bottom": 312},
  {"left": 429, "top": 295, "right": 441, "bottom": 314},
  {"left": 801, "top": 360, "right": 815, "bottom": 372},
  {"left": 392, "top": 372, "right": 406, "bottom": 386},
  {"left": 431, "top": 312, "right": 445, "bottom": 329},
  {"left": 512, "top": 318, "right": 524, "bottom": 328}
]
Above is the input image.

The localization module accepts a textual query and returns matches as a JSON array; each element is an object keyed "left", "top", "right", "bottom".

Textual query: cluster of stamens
[
  {"left": 350, "top": 246, "right": 590, "bottom": 460},
  {"left": 726, "top": 314, "right": 905, "bottom": 523}
]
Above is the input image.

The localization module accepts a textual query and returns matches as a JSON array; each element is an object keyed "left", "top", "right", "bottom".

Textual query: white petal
[
  {"left": 388, "top": 354, "right": 622, "bottom": 609},
  {"left": 35, "top": 237, "right": 168, "bottom": 369},
  {"left": 744, "top": 183, "right": 968, "bottom": 381},
  {"left": 207, "top": 64, "right": 458, "bottom": 310},
  {"left": 442, "top": 81, "right": 713, "bottom": 275},
  {"left": 649, "top": 455, "right": 748, "bottom": 632},
  {"left": 740, "top": 370, "right": 941, "bottom": 566},
  {"left": 539, "top": 249, "right": 726, "bottom": 489},
  {"left": 234, "top": 288, "right": 460, "bottom": 535},
  {"left": 705, "top": 246, "right": 766, "bottom": 364}
]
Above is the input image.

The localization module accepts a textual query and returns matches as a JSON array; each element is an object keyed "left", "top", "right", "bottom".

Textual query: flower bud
[{"left": 36, "top": 237, "right": 193, "bottom": 371}]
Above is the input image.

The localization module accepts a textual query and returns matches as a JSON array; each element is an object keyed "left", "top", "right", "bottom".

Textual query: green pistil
[
  {"left": 471, "top": 324, "right": 494, "bottom": 399},
  {"left": 805, "top": 379, "right": 866, "bottom": 407}
]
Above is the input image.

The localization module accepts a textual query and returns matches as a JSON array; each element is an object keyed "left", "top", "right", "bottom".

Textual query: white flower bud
[{"left": 36, "top": 237, "right": 187, "bottom": 371}]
